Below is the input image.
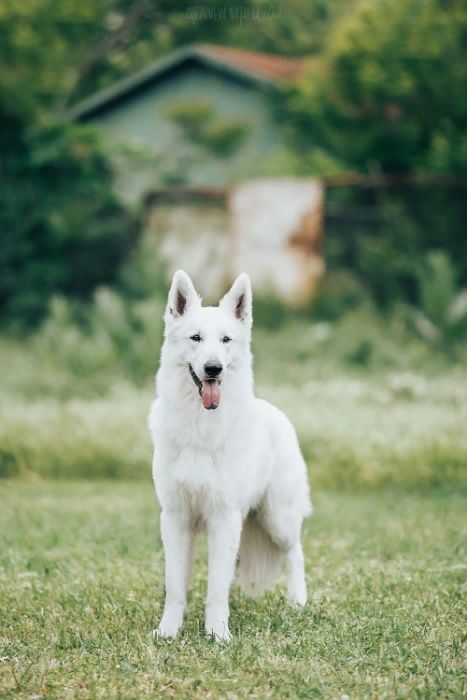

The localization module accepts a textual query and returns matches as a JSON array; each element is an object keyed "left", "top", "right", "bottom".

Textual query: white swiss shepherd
[{"left": 149, "top": 270, "right": 311, "bottom": 641}]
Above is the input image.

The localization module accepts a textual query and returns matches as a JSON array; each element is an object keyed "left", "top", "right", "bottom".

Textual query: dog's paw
[
  {"left": 205, "top": 607, "right": 231, "bottom": 642},
  {"left": 154, "top": 608, "right": 184, "bottom": 639},
  {"left": 287, "top": 576, "right": 307, "bottom": 607},
  {"left": 154, "top": 622, "right": 179, "bottom": 639},
  {"left": 154, "top": 621, "right": 181, "bottom": 640},
  {"left": 289, "top": 596, "right": 307, "bottom": 608},
  {"left": 206, "top": 624, "right": 232, "bottom": 643},
  {"left": 287, "top": 589, "right": 307, "bottom": 607}
]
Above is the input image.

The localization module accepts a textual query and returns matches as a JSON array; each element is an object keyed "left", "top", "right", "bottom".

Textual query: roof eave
[{"left": 68, "top": 45, "right": 276, "bottom": 122}]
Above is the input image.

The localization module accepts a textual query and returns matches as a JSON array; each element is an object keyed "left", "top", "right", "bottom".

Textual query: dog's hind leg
[
  {"left": 258, "top": 478, "right": 309, "bottom": 606},
  {"left": 285, "top": 541, "right": 307, "bottom": 606},
  {"left": 258, "top": 504, "right": 308, "bottom": 606}
]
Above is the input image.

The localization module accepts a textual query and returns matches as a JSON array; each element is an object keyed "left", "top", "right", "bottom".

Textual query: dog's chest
[
  {"left": 172, "top": 445, "right": 238, "bottom": 502},
  {"left": 152, "top": 398, "right": 271, "bottom": 515},
  {"left": 160, "top": 434, "right": 266, "bottom": 518}
]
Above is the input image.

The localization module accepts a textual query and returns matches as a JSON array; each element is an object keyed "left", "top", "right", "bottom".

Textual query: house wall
[
  {"left": 144, "top": 193, "right": 230, "bottom": 302},
  {"left": 230, "top": 179, "right": 324, "bottom": 302},
  {"left": 87, "top": 65, "right": 284, "bottom": 204},
  {"left": 143, "top": 179, "right": 324, "bottom": 303}
]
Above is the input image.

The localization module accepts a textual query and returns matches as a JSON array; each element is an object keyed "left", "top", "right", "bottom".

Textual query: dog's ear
[
  {"left": 166, "top": 270, "right": 201, "bottom": 322},
  {"left": 220, "top": 273, "right": 252, "bottom": 327}
]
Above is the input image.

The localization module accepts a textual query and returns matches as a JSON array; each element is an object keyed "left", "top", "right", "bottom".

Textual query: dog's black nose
[{"left": 204, "top": 362, "right": 222, "bottom": 378}]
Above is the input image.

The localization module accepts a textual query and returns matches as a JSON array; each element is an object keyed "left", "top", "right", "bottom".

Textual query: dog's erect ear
[
  {"left": 220, "top": 273, "right": 252, "bottom": 326},
  {"left": 166, "top": 270, "right": 200, "bottom": 321}
]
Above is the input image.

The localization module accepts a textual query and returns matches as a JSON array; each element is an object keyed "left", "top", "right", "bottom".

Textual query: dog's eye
[
  {"left": 190, "top": 334, "right": 201, "bottom": 342},
  {"left": 222, "top": 336, "right": 232, "bottom": 343}
]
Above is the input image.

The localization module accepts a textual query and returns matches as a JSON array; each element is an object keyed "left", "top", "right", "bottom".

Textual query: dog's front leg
[
  {"left": 157, "top": 509, "right": 193, "bottom": 639},
  {"left": 205, "top": 510, "right": 242, "bottom": 642}
]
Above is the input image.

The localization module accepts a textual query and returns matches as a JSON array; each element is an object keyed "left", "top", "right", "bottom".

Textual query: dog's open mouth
[{"left": 188, "top": 364, "right": 221, "bottom": 410}]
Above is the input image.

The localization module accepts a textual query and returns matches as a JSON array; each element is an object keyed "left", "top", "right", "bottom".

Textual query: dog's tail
[{"left": 237, "top": 514, "right": 283, "bottom": 597}]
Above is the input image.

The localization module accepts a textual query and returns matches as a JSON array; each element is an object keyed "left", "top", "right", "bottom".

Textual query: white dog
[{"left": 149, "top": 270, "right": 311, "bottom": 641}]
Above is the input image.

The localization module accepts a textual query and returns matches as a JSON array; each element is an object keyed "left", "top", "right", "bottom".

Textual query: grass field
[
  {"left": 0, "top": 481, "right": 465, "bottom": 698},
  {"left": 1, "top": 304, "right": 466, "bottom": 697},
  {"left": 2, "top": 307, "right": 467, "bottom": 489}
]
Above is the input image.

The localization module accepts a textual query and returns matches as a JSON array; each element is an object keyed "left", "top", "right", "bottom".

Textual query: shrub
[
  {"left": 167, "top": 100, "right": 249, "bottom": 159},
  {"left": 284, "top": 0, "right": 467, "bottom": 174},
  {"left": 0, "top": 112, "right": 139, "bottom": 326},
  {"left": 324, "top": 185, "right": 467, "bottom": 307},
  {"left": 117, "top": 235, "right": 170, "bottom": 301},
  {"left": 33, "top": 289, "right": 164, "bottom": 383},
  {"left": 311, "top": 270, "right": 370, "bottom": 320},
  {"left": 413, "top": 251, "right": 467, "bottom": 348}
]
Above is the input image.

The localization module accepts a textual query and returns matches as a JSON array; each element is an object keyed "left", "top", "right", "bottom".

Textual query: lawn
[
  {"left": 2, "top": 308, "right": 467, "bottom": 490},
  {"left": 0, "top": 481, "right": 465, "bottom": 698},
  {"left": 1, "top": 304, "right": 466, "bottom": 697}
]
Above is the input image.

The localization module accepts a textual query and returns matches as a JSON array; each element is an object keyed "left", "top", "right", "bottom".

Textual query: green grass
[
  {"left": 0, "top": 481, "right": 465, "bottom": 698},
  {"left": 1, "top": 303, "right": 466, "bottom": 694},
  {"left": 1, "top": 310, "right": 467, "bottom": 489}
]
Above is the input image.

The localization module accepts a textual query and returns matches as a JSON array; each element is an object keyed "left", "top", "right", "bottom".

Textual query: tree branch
[{"left": 65, "top": 0, "right": 152, "bottom": 108}]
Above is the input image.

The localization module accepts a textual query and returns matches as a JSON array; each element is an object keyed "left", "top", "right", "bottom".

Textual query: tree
[
  {"left": 0, "top": 0, "right": 143, "bottom": 323},
  {"left": 1, "top": 0, "right": 354, "bottom": 113},
  {"left": 0, "top": 108, "right": 138, "bottom": 324},
  {"left": 283, "top": 0, "right": 467, "bottom": 174}
]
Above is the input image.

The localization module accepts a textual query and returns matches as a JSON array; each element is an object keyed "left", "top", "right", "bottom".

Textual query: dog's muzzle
[
  {"left": 188, "top": 363, "right": 222, "bottom": 409},
  {"left": 188, "top": 363, "right": 203, "bottom": 396}
]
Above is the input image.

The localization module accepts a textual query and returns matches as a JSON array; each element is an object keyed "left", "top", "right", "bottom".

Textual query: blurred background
[
  {"left": 2, "top": 7, "right": 466, "bottom": 694},
  {"left": 1, "top": 0, "right": 466, "bottom": 488}
]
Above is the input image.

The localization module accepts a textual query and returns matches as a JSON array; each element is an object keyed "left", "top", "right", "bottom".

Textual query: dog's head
[{"left": 163, "top": 270, "right": 252, "bottom": 410}]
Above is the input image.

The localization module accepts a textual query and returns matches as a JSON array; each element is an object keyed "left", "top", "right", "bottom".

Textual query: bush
[
  {"left": 0, "top": 112, "right": 139, "bottom": 326},
  {"left": 33, "top": 289, "right": 164, "bottom": 384},
  {"left": 284, "top": 0, "right": 467, "bottom": 174},
  {"left": 413, "top": 251, "right": 467, "bottom": 349},
  {"left": 117, "top": 235, "right": 170, "bottom": 301},
  {"left": 311, "top": 270, "right": 370, "bottom": 320},
  {"left": 324, "top": 185, "right": 467, "bottom": 307}
]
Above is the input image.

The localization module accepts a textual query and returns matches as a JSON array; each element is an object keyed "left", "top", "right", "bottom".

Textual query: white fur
[{"left": 148, "top": 270, "right": 311, "bottom": 642}]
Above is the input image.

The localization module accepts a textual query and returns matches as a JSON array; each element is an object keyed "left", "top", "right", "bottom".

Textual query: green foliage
[
  {"left": 0, "top": 0, "right": 356, "bottom": 116},
  {"left": 167, "top": 99, "right": 249, "bottom": 160},
  {"left": 251, "top": 294, "right": 289, "bottom": 330},
  {"left": 0, "top": 113, "right": 138, "bottom": 323},
  {"left": 33, "top": 288, "right": 164, "bottom": 383},
  {"left": 202, "top": 120, "right": 250, "bottom": 159},
  {"left": 414, "top": 251, "right": 467, "bottom": 347},
  {"left": 284, "top": 0, "right": 467, "bottom": 174},
  {"left": 118, "top": 235, "right": 170, "bottom": 300},
  {"left": 255, "top": 144, "right": 344, "bottom": 179},
  {"left": 310, "top": 270, "right": 370, "bottom": 320},
  {"left": 166, "top": 100, "right": 214, "bottom": 142},
  {"left": 324, "top": 183, "right": 467, "bottom": 307},
  {"left": 1, "top": 299, "right": 466, "bottom": 483}
]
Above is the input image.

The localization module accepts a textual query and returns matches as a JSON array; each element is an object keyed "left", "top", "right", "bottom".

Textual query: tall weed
[{"left": 414, "top": 251, "right": 467, "bottom": 348}]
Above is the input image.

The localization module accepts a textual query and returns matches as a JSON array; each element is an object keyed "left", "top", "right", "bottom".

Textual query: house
[
  {"left": 142, "top": 178, "right": 324, "bottom": 303},
  {"left": 70, "top": 46, "right": 323, "bottom": 303},
  {"left": 70, "top": 44, "right": 305, "bottom": 203}
]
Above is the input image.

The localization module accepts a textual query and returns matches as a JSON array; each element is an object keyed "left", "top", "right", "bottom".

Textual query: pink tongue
[{"left": 202, "top": 380, "right": 221, "bottom": 409}]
